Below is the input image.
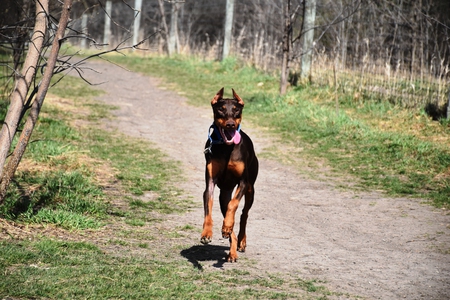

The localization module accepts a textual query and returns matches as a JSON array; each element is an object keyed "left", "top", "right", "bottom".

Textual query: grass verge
[
  {"left": 0, "top": 238, "right": 338, "bottom": 299},
  {"left": 1, "top": 74, "right": 189, "bottom": 228},
  {"left": 108, "top": 54, "right": 450, "bottom": 208}
]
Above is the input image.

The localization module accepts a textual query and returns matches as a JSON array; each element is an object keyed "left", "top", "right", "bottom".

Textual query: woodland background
[
  {"left": 0, "top": 0, "right": 450, "bottom": 113},
  {"left": 1, "top": 0, "right": 450, "bottom": 112}
]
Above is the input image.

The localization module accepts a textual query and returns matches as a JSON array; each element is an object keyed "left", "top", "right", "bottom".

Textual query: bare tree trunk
[
  {"left": 103, "top": 0, "right": 112, "bottom": 46},
  {"left": 0, "top": 0, "right": 74, "bottom": 202},
  {"left": 447, "top": 91, "right": 450, "bottom": 120},
  {"left": 132, "top": 0, "right": 143, "bottom": 47},
  {"left": 300, "top": 0, "right": 316, "bottom": 83},
  {"left": 158, "top": 0, "right": 169, "bottom": 50},
  {"left": 338, "top": 3, "right": 345, "bottom": 68},
  {"left": 222, "top": 0, "right": 235, "bottom": 60},
  {"left": 80, "top": 13, "right": 88, "bottom": 49},
  {"left": 354, "top": 8, "right": 361, "bottom": 68},
  {"left": 0, "top": 0, "right": 48, "bottom": 180},
  {"left": 280, "top": 0, "right": 291, "bottom": 95},
  {"left": 418, "top": 0, "right": 424, "bottom": 81},
  {"left": 168, "top": 2, "right": 179, "bottom": 56},
  {"left": 157, "top": 0, "right": 168, "bottom": 32}
]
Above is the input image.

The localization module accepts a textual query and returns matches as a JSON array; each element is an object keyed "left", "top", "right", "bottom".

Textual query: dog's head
[{"left": 211, "top": 87, "right": 244, "bottom": 145}]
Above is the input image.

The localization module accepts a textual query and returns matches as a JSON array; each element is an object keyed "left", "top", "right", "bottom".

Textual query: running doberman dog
[{"left": 200, "top": 87, "right": 259, "bottom": 262}]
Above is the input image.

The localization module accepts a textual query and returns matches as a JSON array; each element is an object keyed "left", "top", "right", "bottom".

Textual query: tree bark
[
  {"left": 280, "top": 0, "right": 290, "bottom": 95},
  {"left": 0, "top": 0, "right": 74, "bottom": 202},
  {"left": 157, "top": 0, "right": 170, "bottom": 54},
  {"left": 447, "top": 91, "right": 450, "bottom": 120},
  {"left": 222, "top": 0, "right": 235, "bottom": 60},
  {"left": 168, "top": 2, "right": 179, "bottom": 56},
  {"left": 103, "top": 0, "right": 112, "bottom": 46},
  {"left": 300, "top": 0, "right": 317, "bottom": 83},
  {"left": 132, "top": 0, "right": 143, "bottom": 47},
  {"left": 0, "top": 0, "right": 48, "bottom": 180}
]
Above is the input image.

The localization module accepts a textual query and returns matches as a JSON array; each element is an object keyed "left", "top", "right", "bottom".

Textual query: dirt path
[{"left": 82, "top": 60, "right": 449, "bottom": 299}]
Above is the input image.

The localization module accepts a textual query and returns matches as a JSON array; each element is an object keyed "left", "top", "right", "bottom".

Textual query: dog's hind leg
[{"left": 237, "top": 184, "right": 254, "bottom": 252}]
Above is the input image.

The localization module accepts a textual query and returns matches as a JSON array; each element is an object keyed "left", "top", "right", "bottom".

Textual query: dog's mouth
[{"left": 219, "top": 128, "right": 241, "bottom": 145}]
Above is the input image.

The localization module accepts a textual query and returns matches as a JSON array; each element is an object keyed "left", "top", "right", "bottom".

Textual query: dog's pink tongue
[{"left": 233, "top": 131, "right": 241, "bottom": 144}]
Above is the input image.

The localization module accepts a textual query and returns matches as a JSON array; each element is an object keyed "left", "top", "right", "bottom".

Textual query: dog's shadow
[{"left": 180, "top": 244, "right": 229, "bottom": 270}]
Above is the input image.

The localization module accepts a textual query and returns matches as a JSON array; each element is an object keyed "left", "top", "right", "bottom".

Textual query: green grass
[
  {"left": 3, "top": 170, "right": 106, "bottom": 229},
  {"left": 0, "top": 239, "right": 334, "bottom": 299},
  {"left": 1, "top": 74, "right": 190, "bottom": 228},
  {"left": 255, "top": 90, "right": 450, "bottom": 205},
  {"left": 108, "top": 54, "right": 450, "bottom": 207}
]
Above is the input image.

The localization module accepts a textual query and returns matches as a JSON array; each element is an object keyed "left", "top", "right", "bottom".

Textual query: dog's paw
[
  {"left": 237, "top": 240, "right": 246, "bottom": 252},
  {"left": 200, "top": 229, "right": 212, "bottom": 244},
  {"left": 200, "top": 235, "right": 212, "bottom": 244},
  {"left": 226, "top": 252, "right": 238, "bottom": 262},
  {"left": 222, "top": 226, "right": 233, "bottom": 239}
]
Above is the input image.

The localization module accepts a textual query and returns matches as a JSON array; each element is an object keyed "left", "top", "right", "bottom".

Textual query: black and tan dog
[{"left": 200, "top": 88, "right": 258, "bottom": 262}]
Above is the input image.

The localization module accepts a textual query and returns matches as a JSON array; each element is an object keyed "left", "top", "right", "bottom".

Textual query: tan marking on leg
[
  {"left": 222, "top": 194, "right": 241, "bottom": 239},
  {"left": 227, "top": 231, "right": 238, "bottom": 262}
]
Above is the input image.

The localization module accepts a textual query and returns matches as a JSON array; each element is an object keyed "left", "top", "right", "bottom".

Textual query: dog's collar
[{"left": 204, "top": 123, "right": 241, "bottom": 154}]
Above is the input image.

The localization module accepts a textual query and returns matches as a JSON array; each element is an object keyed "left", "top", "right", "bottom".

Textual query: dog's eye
[{"left": 216, "top": 109, "right": 226, "bottom": 117}]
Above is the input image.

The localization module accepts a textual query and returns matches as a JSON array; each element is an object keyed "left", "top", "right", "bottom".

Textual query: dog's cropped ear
[
  {"left": 211, "top": 87, "right": 224, "bottom": 105},
  {"left": 232, "top": 89, "right": 244, "bottom": 106}
]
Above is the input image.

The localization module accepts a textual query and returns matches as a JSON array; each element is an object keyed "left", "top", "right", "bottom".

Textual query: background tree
[
  {"left": 222, "top": 0, "right": 235, "bottom": 59},
  {"left": 300, "top": 0, "right": 316, "bottom": 82},
  {"left": 0, "top": 0, "right": 153, "bottom": 202},
  {"left": 0, "top": 0, "right": 48, "bottom": 180},
  {"left": 0, "top": 0, "right": 73, "bottom": 201},
  {"left": 62, "top": 0, "right": 449, "bottom": 78},
  {"left": 280, "top": 0, "right": 291, "bottom": 95}
]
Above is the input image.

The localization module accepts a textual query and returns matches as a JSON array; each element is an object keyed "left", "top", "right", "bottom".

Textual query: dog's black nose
[{"left": 226, "top": 122, "right": 236, "bottom": 129}]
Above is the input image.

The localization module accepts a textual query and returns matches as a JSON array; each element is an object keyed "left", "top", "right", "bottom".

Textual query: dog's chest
[{"left": 226, "top": 160, "right": 245, "bottom": 177}]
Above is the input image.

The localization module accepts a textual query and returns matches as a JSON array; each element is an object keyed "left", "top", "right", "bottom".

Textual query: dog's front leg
[
  {"left": 201, "top": 161, "right": 218, "bottom": 244},
  {"left": 201, "top": 180, "right": 214, "bottom": 244},
  {"left": 222, "top": 181, "right": 247, "bottom": 262}
]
